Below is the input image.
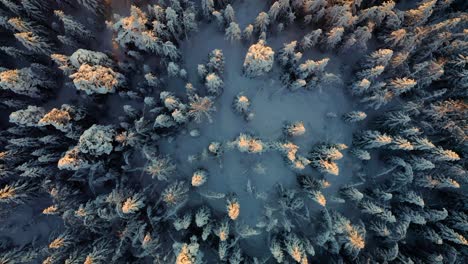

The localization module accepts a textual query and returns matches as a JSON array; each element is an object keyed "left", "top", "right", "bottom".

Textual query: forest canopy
[{"left": 0, "top": 0, "right": 467, "bottom": 263}]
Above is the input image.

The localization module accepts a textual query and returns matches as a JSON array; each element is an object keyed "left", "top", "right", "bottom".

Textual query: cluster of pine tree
[{"left": 0, "top": 0, "right": 466, "bottom": 263}]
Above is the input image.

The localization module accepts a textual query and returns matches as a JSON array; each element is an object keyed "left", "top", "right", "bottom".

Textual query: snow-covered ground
[{"left": 158, "top": 3, "right": 359, "bottom": 251}]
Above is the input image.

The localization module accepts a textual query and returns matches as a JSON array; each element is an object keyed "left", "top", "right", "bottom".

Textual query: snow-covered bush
[
  {"left": 191, "top": 169, "right": 208, "bottom": 187},
  {"left": 77, "top": 125, "right": 115, "bottom": 156},
  {"left": 229, "top": 134, "right": 267, "bottom": 154},
  {"left": 9, "top": 105, "right": 45, "bottom": 127},
  {"left": 0, "top": 67, "right": 49, "bottom": 97},
  {"left": 243, "top": 40, "right": 274, "bottom": 77},
  {"left": 233, "top": 94, "right": 250, "bottom": 114},
  {"left": 39, "top": 108, "right": 71, "bottom": 132},
  {"left": 58, "top": 147, "right": 90, "bottom": 170},
  {"left": 225, "top": 22, "right": 241, "bottom": 41},
  {"left": 208, "top": 141, "right": 223, "bottom": 157},
  {"left": 69, "top": 49, "right": 113, "bottom": 68},
  {"left": 226, "top": 197, "right": 240, "bottom": 220},
  {"left": 206, "top": 49, "right": 225, "bottom": 74},
  {"left": 70, "top": 64, "right": 125, "bottom": 95},
  {"left": 111, "top": 6, "right": 159, "bottom": 52},
  {"left": 167, "top": 62, "right": 180, "bottom": 77},
  {"left": 285, "top": 121, "right": 306, "bottom": 136},
  {"left": 204, "top": 73, "right": 223, "bottom": 95},
  {"left": 232, "top": 93, "right": 253, "bottom": 120}
]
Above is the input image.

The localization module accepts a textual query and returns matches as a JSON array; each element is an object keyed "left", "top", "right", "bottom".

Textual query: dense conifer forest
[{"left": 0, "top": 0, "right": 467, "bottom": 263}]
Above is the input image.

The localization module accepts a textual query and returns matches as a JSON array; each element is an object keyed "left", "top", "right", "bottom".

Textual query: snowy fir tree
[{"left": 243, "top": 40, "right": 274, "bottom": 77}]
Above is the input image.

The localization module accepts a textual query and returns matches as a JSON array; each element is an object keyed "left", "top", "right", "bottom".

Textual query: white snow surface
[{"left": 157, "top": 1, "right": 358, "bottom": 252}]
